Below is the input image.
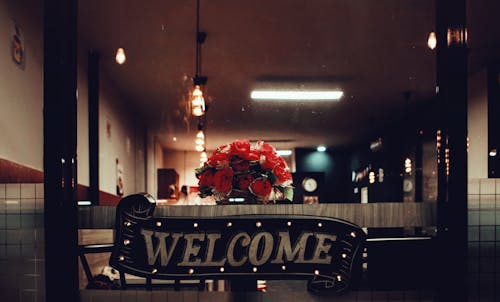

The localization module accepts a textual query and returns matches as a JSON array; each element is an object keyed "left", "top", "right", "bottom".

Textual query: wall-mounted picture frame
[{"left": 10, "top": 20, "right": 25, "bottom": 68}]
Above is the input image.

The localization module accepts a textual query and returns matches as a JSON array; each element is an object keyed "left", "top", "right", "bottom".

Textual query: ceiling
[{"left": 78, "top": 0, "right": 500, "bottom": 152}]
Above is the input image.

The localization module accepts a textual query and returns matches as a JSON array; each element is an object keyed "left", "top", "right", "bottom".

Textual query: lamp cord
[{"left": 195, "top": 0, "right": 201, "bottom": 77}]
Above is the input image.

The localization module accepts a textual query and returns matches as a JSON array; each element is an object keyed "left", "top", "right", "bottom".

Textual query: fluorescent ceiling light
[
  {"left": 251, "top": 90, "right": 343, "bottom": 101},
  {"left": 276, "top": 149, "right": 292, "bottom": 156}
]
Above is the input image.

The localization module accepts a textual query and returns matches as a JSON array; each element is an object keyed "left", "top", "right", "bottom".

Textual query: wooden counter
[{"left": 78, "top": 202, "right": 437, "bottom": 229}]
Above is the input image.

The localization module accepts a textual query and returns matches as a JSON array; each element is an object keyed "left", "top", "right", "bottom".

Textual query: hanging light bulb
[
  {"left": 195, "top": 144, "right": 204, "bottom": 152},
  {"left": 115, "top": 47, "right": 126, "bottom": 64},
  {"left": 191, "top": 85, "right": 205, "bottom": 117},
  {"left": 200, "top": 151, "right": 208, "bottom": 165},
  {"left": 196, "top": 130, "right": 205, "bottom": 139},
  {"left": 427, "top": 32, "right": 437, "bottom": 50},
  {"left": 195, "top": 137, "right": 205, "bottom": 145}
]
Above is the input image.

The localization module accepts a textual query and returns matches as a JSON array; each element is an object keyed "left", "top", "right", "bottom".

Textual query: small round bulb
[{"left": 115, "top": 47, "right": 126, "bottom": 64}]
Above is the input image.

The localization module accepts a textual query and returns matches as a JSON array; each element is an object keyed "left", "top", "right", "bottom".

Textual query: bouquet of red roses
[{"left": 195, "top": 139, "right": 294, "bottom": 204}]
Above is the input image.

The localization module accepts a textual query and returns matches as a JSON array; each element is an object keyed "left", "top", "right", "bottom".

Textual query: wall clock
[{"left": 302, "top": 177, "right": 318, "bottom": 193}]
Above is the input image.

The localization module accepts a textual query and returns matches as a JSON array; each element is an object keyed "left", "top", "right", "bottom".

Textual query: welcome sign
[{"left": 109, "top": 194, "right": 365, "bottom": 293}]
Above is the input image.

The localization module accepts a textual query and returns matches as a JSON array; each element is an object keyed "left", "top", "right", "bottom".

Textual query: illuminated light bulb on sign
[
  {"left": 115, "top": 47, "right": 126, "bottom": 64},
  {"left": 195, "top": 144, "right": 204, "bottom": 152},
  {"left": 427, "top": 31, "right": 437, "bottom": 50},
  {"left": 220, "top": 267, "right": 225, "bottom": 272},
  {"left": 369, "top": 171, "right": 375, "bottom": 184},
  {"left": 404, "top": 158, "right": 412, "bottom": 174}
]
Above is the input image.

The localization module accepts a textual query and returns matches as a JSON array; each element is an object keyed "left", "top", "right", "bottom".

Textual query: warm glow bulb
[
  {"left": 193, "top": 85, "right": 203, "bottom": 97},
  {"left": 195, "top": 138, "right": 205, "bottom": 145},
  {"left": 195, "top": 144, "right": 204, "bottom": 152},
  {"left": 115, "top": 47, "right": 126, "bottom": 64},
  {"left": 427, "top": 32, "right": 437, "bottom": 50},
  {"left": 192, "top": 107, "right": 204, "bottom": 117}
]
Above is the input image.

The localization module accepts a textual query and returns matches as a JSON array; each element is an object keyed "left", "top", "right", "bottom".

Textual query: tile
[
  {"left": 480, "top": 195, "right": 496, "bottom": 210},
  {"left": 480, "top": 179, "right": 496, "bottom": 194},
  {"left": 468, "top": 179, "right": 480, "bottom": 194},
  {"left": 479, "top": 211, "right": 495, "bottom": 225},
  {"left": 20, "top": 289, "right": 36, "bottom": 302},
  {"left": 6, "top": 184, "right": 20, "bottom": 199},
  {"left": 480, "top": 226, "right": 495, "bottom": 241},
  {"left": 6, "top": 229, "right": 21, "bottom": 244},
  {"left": 468, "top": 211, "right": 479, "bottom": 226},
  {"left": 20, "top": 199, "right": 36, "bottom": 213},
  {"left": 20, "top": 229, "right": 36, "bottom": 244},
  {"left": 468, "top": 226, "right": 479, "bottom": 241},
  {"left": 35, "top": 184, "right": 44, "bottom": 199},
  {"left": 91, "top": 290, "right": 121, "bottom": 302},
  {"left": 496, "top": 179, "right": 500, "bottom": 197},
  {"left": 151, "top": 290, "right": 167, "bottom": 302},
  {"left": 21, "top": 245, "right": 36, "bottom": 258},
  {"left": 370, "top": 291, "right": 387, "bottom": 302},
  {"left": 6, "top": 214, "right": 21, "bottom": 229},
  {"left": 468, "top": 194, "right": 480, "bottom": 209},
  {"left": 35, "top": 199, "right": 44, "bottom": 213},
  {"left": 19, "top": 275, "right": 36, "bottom": 291},
  {"left": 0, "top": 199, "right": 5, "bottom": 214},
  {"left": 6, "top": 245, "right": 21, "bottom": 257},
  {"left": 21, "top": 214, "right": 35, "bottom": 229},
  {"left": 0, "top": 184, "right": 6, "bottom": 198},
  {"left": 136, "top": 290, "right": 152, "bottom": 302},
  {"left": 121, "top": 290, "right": 138, "bottom": 302},
  {"left": 20, "top": 184, "right": 36, "bottom": 199},
  {"left": 79, "top": 290, "right": 92, "bottom": 302},
  {"left": 0, "top": 229, "right": 6, "bottom": 244},
  {"left": 479, "top": 241, "right": 495, "bottom": 257},
  {"left": 5, "top": 200, "right": 20, "bottom": 214}
]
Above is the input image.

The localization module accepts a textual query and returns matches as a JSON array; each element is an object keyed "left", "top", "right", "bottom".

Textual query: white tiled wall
[
  {"left": 467, "top": 178, "right": 500, "bottom": 302},
  {"left": 0, "top": 183, "right": 45, "bottom": 302}
]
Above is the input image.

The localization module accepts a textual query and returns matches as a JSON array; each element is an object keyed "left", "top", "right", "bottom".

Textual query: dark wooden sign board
[{"left": 110, "top": 193, "right": 366, "bottom": 293}]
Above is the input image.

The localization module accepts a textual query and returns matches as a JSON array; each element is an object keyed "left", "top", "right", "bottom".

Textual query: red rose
[
  {"left": 231, "top": 157, "right": 250, "bottom": 171},
  {"left": 273, "top": 162, "right": 292, "bottom": 185},
  {"left": 260, "top": 152, "right": 280, "bottom": 170},
  {"left": 213, "top": 168, "right": 234, "bottom": 193},
  {"left": 255, "top": 141, "right": 275, "bottom": 153},
  {"left": 237, "top": 174, "right": 254, "bottom": 190},
  {"left": 208, "top": 149, "right": 230, "bottom": 167},
  {"left": 198, "top": 169, "right": 215, "bottom": 187},
  {"left": 249, "top": 178, "right": 272, "bottom": 197},
  {"left": 230, "top": 140, "right": 251, "bottom": 159},
  {"left": 247, "top": 149, "right": 261, "bottom": 161}
]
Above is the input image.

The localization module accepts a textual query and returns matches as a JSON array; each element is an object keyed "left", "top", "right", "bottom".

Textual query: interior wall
[
  {"left": 97, "top": 73, "right": 142, "bottom": 196},
  {"left": 0, "top": 0, "right": 44, "bottom": 172},
  {"left": 163, "top": 149, "right": 200, "bottom": 189},
  {"left": 468, "top": 68, "right": 488, "bottom": 179}
]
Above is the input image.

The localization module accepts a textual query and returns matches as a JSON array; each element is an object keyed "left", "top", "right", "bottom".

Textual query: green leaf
[{"left": 284, "top": 186, "right": 294, "bottom": 201}]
